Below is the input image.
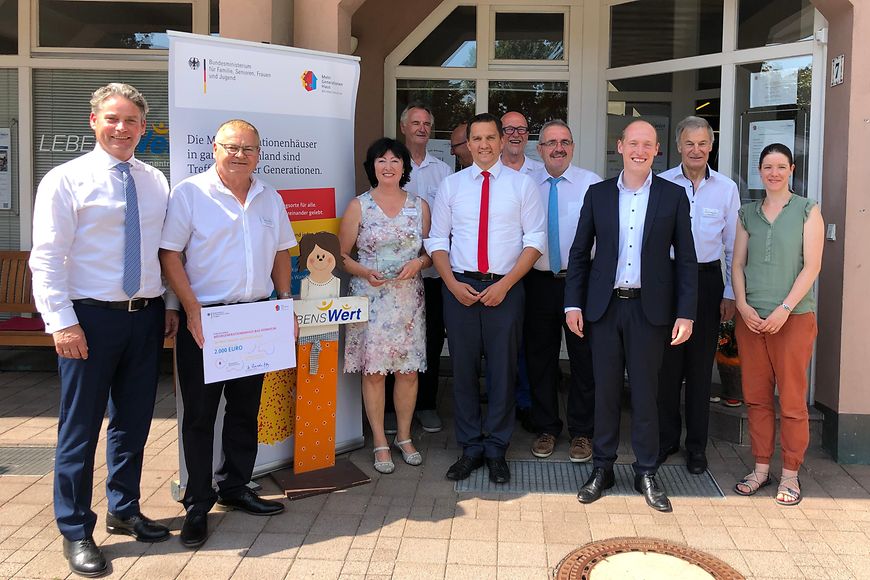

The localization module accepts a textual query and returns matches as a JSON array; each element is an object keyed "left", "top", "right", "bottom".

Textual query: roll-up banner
[{"left": 168, "top": 31, "right": 363, "bottom": 486}]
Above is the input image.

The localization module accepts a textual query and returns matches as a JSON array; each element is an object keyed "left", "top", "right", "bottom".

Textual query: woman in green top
[{"left": 731, "top": 143, "right": 824, "bottom": 506}]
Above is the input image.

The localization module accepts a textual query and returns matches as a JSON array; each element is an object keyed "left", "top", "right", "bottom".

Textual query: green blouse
[{"left": 738, "top": 195, "right": 816, "bottom": 318}]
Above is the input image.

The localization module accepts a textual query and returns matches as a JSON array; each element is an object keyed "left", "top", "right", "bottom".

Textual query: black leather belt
[
  {"left": 614, "top": 288, "right": 641, "bottom": 299},
  {"left": 74, "top": 297, "right": 155, "bottom": 312},
  {"left": 461, "top": 271, "right": 504, "bottom": 282},
  {"left": 531, "top": 269, "right": 567, "bottom": 279},
  {"left": 698, "top": 260, "right": 721, "bottom": 272}
]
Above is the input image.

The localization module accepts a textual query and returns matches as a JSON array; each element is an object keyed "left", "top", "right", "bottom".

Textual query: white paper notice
[
  {"left": 0, "top": 128, "right": 11, "bottom": 210},
  {"left": 201, "top": 300, "right": 296, "bottom": 384},
  {"left": 747, "top": 120, "right": 795, "bottom": 190},
  {"left": 750, "top": 69, "right": 798, "bottom": 108}
]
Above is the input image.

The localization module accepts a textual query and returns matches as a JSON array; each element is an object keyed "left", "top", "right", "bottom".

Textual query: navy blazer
[{"left": 564, "top": 174, "right": 698, "bottom": 326}]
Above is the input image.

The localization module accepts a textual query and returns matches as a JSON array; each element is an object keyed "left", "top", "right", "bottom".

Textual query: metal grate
[
  {"left": 455, "top": 460, "right": 725, "bottom": 498},
  {"left": 0, "top": 446, "right": 56, "bottom": 476}
]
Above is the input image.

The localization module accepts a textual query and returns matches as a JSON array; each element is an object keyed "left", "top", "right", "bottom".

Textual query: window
[
  {"left": 610, "top": 0, "right": 723, "bottom": 68},
  {"left": 0, "top": 0, "right": 17, "bottom": 54},
  {"left": 38, "top": 1, "right": 193, "bottom": 49},
  {"left": 738, "top": 0, "right": 814, "bottom": 49},
  {"left": 0, "top": 69, "right": 18, "bottom": 249},
  {"left": 493, "top": 12, "right": 564, "bottom": 61},
  {"left": 33, "top": 70, "right": 170, "bottom": 185},
  {"left": 396, "top": 79, "right": 476, "bottom": 141},
  {"left": 401, "top": 6, "right": 476, "bottom": 68},
  {"left": 488, "top": 81, "right": 568, "bottom": 137}
]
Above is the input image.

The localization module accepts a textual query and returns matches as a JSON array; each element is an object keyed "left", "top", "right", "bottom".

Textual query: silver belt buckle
[{"left": 128, "top": 299, "right": 147, "bottom": 312}]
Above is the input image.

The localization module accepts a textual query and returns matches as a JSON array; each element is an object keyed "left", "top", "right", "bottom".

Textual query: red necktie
[{"left": 478, "top": 170, "right": 491, "bottom": 273}]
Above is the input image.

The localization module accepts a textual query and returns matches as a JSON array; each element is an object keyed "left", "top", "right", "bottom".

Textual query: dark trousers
[
  {"left": 385, "top": 277, "right": 444, "bottom": 412},
  {"left": 443, "top": 274, "right": 524, "bottom": 458},
  {"left": 524, "top": 270, "right": 595, "bottom": 438},
  {"left": 176, "top": 309, "right": 264, "bottom": 513},
  {"left": 658, "top": 263, "right": 724, "bottom": 455},
  {"left": 54, "top": 299, "right": 164, "bottom": 541},
  {"left": 587, "top": 296, "right": 669, "bottom": 475}
]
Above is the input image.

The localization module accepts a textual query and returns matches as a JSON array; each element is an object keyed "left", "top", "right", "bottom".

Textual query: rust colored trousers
[{"left": 735, "top": 312, "right": 817, "bottom": 470}]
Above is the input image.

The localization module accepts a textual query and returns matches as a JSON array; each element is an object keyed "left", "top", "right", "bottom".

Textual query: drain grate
[
  {"left": 455, "top": 460, "right": 724, "bottom": 498},
  {"left": 0, "top": 446, "right": 56, "bottom": 476}
]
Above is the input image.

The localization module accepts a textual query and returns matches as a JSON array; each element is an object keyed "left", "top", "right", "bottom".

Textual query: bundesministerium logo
[
  {"left": 301, "top": 70, "right": 318, "bottom": 92},
  {"left": 188, "top": 57, "right": 200, "bottom": 70}
]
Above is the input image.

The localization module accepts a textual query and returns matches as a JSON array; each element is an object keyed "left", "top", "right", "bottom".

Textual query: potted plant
[{"left": 715, "top": 319, "right": 742, "bottom": 407}]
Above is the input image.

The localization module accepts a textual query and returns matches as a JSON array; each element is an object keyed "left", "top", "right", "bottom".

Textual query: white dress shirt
[
  {"left": 425, "top": 160, "right": 546, "bottom": 275},
  {"left": 532, "top": 165, "right": 602, "bottom": 272},
  {"left": 502, "top": 155, "right": 544, "bottom": 176},
  {"left": 659, "top": 164, "right": 740, "bottom": 299},
  {"left": 30, "top": 146, "right": 170, "bottom": 332},
  {"left": 160, "top": 165, "right": 297, "bottom": 305},
  {"left": 615, "top": 171, "right": 652, "bottom": 289},
  {"left": 405, "top": 151, "right": 452, "bottom": 278}
]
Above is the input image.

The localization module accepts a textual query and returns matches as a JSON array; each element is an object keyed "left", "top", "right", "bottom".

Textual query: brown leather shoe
[
  {"left": 569, "top": 436, "right": 593, "bottom": 463},
  {"left": 531, "top": 433, "right": 556, "bottom": 458}
]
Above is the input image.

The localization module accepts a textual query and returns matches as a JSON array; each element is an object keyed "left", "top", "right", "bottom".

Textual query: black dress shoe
[
  {"left": 656, "top": 444, "right": 680, "bottom": 466},
  {"left": 577, "top": 467, "right": 615, "bottom": 504},
  {"left": 63, "top": 536, "right": 107, "bottom": 578},
  {"left": 486, "top": 457, "right": 511, "bottom": 484},
  {"left": 634, "top": 473, "right": 673, "bottom": 512},
  {"left": 446, "top": 455, "right": 484, "bottom": 481},
  {"left": 180, "top": 511, "right": 208, "bottom": 549},
  {"left": 686, "top": 452, "right": 708, "bottom": 475},
  {"left": 106, "top": 512, "right": 170, "bottom": 543},
  {"left": 217, "top": 490, "right": 285, "bottom": 516}
]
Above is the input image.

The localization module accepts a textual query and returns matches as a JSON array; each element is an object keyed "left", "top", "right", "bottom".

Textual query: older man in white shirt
[
  {"left": 656, "top": 116, "right": 740, "bottom": 475},
  {"left": 426, "top": 112, "right": 545, "bottom": 485},
  {"left": 525, "top": 120, "right": 601, "bottom": 463},
  {"left": 160, "top": 119, "right": 295, "bottom": 549},
  {"left": 393, "top": 102, "right": 453, "bottom": 434},
  {"left": 30, "top": 83, "right": 173, "bottom": 577}
]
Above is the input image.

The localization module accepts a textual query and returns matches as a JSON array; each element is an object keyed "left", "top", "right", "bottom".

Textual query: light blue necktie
[
  {"left": 117, "top": 162, "right": 141, "bottom": 298},
  {"left": 546, "top": 176, "right": 563, "bottom": 274}
]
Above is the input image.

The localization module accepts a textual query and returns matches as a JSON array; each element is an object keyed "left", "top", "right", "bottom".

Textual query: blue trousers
[
  {"left": 54, "top": 299, "right": 164, "bottom": 540},
  {"left": 443, "top": 274, "right": 524, "bottom": 458}
]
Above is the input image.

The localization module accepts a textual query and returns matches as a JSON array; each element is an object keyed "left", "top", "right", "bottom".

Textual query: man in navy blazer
[{"left": 564, "top": 119, "right": 697, "bottom": 512}]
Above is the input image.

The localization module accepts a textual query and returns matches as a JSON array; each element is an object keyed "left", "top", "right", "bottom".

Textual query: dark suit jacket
[{"left": 564, "top": 174, "right": 698, "bottom": 326}]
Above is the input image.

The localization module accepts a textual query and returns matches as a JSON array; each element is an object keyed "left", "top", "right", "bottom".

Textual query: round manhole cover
[{"left": 555, "top": 537, "right": 744, "bottom": 580}]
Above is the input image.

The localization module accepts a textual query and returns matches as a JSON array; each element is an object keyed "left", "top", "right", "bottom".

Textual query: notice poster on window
[
  {"left": 750, "top": 69, "right": 798, "bottom": 108},
  {"left": 0, "top": 128, "right": 11, "bottom": 210},
  {"left": 747, "top": 120, "right": 795, "bottom": 190},
  {"left": 169, "top": 31, "right": 362, "bottom": 480}
]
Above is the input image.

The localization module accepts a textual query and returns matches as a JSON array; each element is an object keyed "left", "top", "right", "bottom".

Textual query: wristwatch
[
  {"left": 278, "top": 291, "right": 292, "bottom": 299},
  {"left": 781, "top": 303, "right": 792, "bottom": 312}
]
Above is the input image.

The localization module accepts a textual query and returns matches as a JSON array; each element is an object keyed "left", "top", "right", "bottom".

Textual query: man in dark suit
[{"left": 564, "top": 119, "right": 697, "bottom": 512}]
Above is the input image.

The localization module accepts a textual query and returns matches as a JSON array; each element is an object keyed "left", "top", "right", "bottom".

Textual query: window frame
[{"left": 489, "top": 5, "right": 570, "bottom": 69}]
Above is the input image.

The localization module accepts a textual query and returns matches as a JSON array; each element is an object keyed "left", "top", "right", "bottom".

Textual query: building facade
[{"left": 1, "top": 0, "right": 867, "bottom": 461}]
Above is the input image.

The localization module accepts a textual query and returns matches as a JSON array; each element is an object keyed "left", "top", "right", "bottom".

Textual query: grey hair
[
  {"left": 539, "top": 119, "right": 573, "bottom": 139},
  {"left": 675, "top": 115, "right": 714, "bottom": 144},
  {"left": 90, "top": 83, "right": 149, "bottom": 116},
  {"left": 216, "top": 119, "right": 261, "bottom": 146},
  {"left": 400, "top": 102, "right": 434, "bottom": 127}
]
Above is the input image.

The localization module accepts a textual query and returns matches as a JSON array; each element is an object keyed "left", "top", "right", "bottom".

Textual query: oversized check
[{"left": 201, "top": 300, "right": 296, "bottom": 384}]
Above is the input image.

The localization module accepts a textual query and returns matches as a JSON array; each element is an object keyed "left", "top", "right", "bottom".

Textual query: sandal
[
  {"left": 393, "top": 437, "right": 423, "bottom": 466},
  {"left": 734, "top": 470, "right": 771, "bottom": 496},
  {"left": 775, "top": 475, "right": 802, "bottom": 506},
  {"left": 373, "top": 446, "right": 394, "bottom": 474}
]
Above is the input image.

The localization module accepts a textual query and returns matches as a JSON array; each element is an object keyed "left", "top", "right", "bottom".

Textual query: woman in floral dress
[{"left": 340, "top": 137, "right": 431, "bottom": 474}]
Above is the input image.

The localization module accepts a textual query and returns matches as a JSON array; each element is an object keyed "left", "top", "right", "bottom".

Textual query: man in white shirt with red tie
[
  {"left": 657, "top": 116, "right": 740, "bottom": 474},
  {"left": 426, "top": 112, "right": 546, "bottom": 484},
  {"left": 30, "top": 83, "right": 173, "bottom": 577},
  {"left": 525, "top": 120, "right": 601, "bottom": 462},
  {"left": 394, "top": 102, "right": 453, "bottom": 434}
]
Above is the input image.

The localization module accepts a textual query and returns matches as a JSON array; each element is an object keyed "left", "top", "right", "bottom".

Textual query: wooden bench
[{"left": 0, "top": 251, "right": 174, "bottom": 349}]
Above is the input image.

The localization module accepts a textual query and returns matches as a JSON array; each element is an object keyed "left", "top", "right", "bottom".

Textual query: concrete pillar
[
  {"left": 220, "top": 0, "right": 293, "bottom": 46},
  {"left": 293, "top": 0, "right": 364, "bottom": 54},
  {"left": 811, "top": 0, "right": 870, "bottom": 463}
]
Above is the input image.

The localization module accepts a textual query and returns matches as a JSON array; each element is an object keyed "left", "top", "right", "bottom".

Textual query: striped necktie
[
  {"left": 546, "top": 176, "right": 564, "bottom": 274},
  {"left": 117, "top": 162, "right": 141, "bottom": 298}
]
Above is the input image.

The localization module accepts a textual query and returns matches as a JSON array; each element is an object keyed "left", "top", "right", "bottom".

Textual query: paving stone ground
[{"left": 1, "top": 371, "right": 870, "bottom": 579}]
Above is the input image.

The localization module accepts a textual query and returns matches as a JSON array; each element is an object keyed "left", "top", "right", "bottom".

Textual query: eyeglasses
[
  {"left": 217, "top": 142, "right": 260, "bottom": 156},
  {"left": 540, "top": 139, "right": 574, "bottom": 149},
  {"left": 503, "top": 126, "right": 529, "bottom": 135},
  {"left": 449, "top": 140, "right": 467, "bottom": 151}
]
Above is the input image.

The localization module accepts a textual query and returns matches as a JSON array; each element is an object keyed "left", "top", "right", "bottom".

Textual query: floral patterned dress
[{"left": 344, "top": 191, "right": 426, "bottom": 375}]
